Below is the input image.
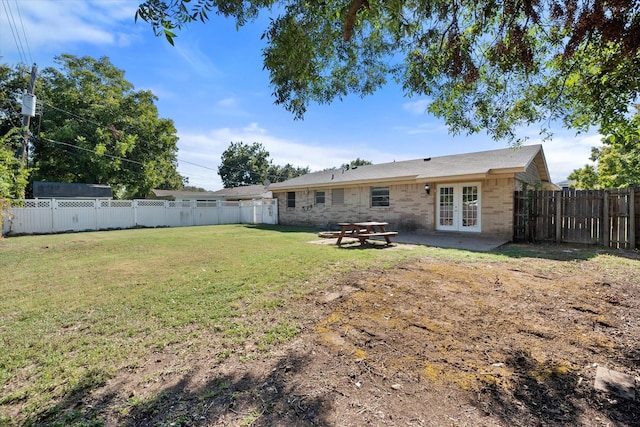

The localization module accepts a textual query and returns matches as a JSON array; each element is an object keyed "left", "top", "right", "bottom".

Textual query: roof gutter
[
  {"left": 269, "top": 174, "right": 420, "bottom": 191},
  {"left": 416, "top": 172, "right": 489, "bottom": 182}
]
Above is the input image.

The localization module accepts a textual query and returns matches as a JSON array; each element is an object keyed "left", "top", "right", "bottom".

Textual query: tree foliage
[
  {"left": 267, "top": 163, "right": 310, "bottom": 183},
  {"left": 341, "top": 158, "right": 372, "bottom": 169},
  {"left": 1, "top": 55, "right": 185, "bottom": 199},
  {"left": 218, "top": 141, "right": 309, "bottom": 187},
  {"left": 569, "top": 108, "right": 640, "bottom": 189},
  {"left": 1, "top": 65, "right": 33, "bottom": 230},
  {"left": 0, "top": 128, "right": 31, "bottom": 233},
  {"left": 0, "top": 64, "right": 30, "bottom": 138},
  {"left": 136, "top": 0, "right": 640, "bottom": 141},
  {"left": 218, "top": 142, "right": 271, "bottom": 188}
]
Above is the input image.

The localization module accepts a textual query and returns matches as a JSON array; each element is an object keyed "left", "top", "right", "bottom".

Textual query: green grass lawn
[
  {"left": 2, "top": 224, "right": 633, "bottom": 425},
  {"left": 0, "top": 224, "right": 446, "bottom": 424}
]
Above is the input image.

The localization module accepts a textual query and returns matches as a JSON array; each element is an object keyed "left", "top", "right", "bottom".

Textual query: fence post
[
  {"left": 602, "top": 191, "right": 609, "bottom": 247},
  {"left": 524, "top": 191, "right": 531, "bottom": 242},
  {"left": 95, "top": 199, "right": 99, "bottom": 230},
  {"left": 629, "top": 188, "right": 635, "bottom": 249},
  {"left": 555, "top": 192, "right": 562, "bottom": 243},
  {"left": 51, "top": 199, "right": 57, "bottom": 233}
]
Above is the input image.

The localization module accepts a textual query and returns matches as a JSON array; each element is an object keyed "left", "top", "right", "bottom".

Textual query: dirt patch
[{"left": 32, "top": 247, "right": 640, "bottom": 426}]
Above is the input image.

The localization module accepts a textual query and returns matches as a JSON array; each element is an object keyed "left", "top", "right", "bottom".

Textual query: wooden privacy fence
[
  {"left": 1, "top": 198, "right": 278, "bottom": 236},
  {"left": 514, "top": 188, "right": 639, "bottom": 249}
]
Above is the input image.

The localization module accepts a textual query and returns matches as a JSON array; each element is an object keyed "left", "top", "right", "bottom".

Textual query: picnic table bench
[{"left": 335, "top": 222, "right": 398, "bottom": 246}]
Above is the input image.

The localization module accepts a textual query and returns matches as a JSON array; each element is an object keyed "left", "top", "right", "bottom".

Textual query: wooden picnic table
[{"left": 335, "top": 221, "right": 398, "bottom": 246}]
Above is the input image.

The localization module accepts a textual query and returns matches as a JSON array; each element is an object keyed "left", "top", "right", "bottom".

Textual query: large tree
[
  {"left": 0, "top": 64, "right": 30, "bottom": 138},
  {"left": 10, "top": 55, "right": 185, "bottom": 198},
  {"left": 136, "top": 0, "right": 640, "bottom": 141},
  {"left": 218, "top": 141, "right": 309, "bottom": 187},
  {"left": 1, "top": 64, "right": 35, "bottom": 209},
  {"left": 218, "top": 142, "right": 271, "bottom": 188},
  {"left": 569, "top": 108, "right": 640, "bottom": 189},
  {"left": 341, "top": 158, "right": 372, "bottom": 169},
  {"left": 267, "top": 163, "right": 310, "bottom": 183},
  {"left": 0, "top": 128, "right": 31, "bottom": 233}
]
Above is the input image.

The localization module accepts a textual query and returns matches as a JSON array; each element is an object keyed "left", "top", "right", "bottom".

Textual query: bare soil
[{"left": 35, "top": 244, "right": 640, "bottom": 426}]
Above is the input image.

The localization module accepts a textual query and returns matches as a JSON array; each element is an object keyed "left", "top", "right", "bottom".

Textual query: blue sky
[{"left": 1, "top": 0, "right": 601, "bottom": 190}]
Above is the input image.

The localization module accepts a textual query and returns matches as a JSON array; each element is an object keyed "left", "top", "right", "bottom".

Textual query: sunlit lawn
[
  {"left": 0, "top": 224, "right": 441, "bottom": 424},
  {"left": 3, "top": 224, "right": 632, "bottom": 425}
]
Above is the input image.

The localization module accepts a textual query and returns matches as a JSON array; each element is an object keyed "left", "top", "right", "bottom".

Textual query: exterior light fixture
[{"left": 424, "top": 184, "right": 430, "bottom": 195}]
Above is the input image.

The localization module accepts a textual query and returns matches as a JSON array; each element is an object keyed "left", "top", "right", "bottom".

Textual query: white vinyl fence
[{"left": 2, "top": 199, "right": 278, "bottom": 236}]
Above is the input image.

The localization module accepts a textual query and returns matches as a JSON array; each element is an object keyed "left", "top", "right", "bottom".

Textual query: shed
[{"left": 33, "top": 181, "right": 113, "bottom": 199}]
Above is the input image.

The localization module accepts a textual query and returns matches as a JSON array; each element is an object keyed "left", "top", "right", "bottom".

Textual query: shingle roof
[
  {"left": 151, "top": 189, "right": 220, "bottom": 198},
  {"left": 269, "top": 145, "right": 548, "bottom": 190},
  {"left": 209, "top": 184, "right": 272, "bottom": 198},
  {"left": 152, "top": 185, "right": 272, "bottom": 199}
]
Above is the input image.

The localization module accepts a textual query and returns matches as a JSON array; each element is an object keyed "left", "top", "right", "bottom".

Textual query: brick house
[{"left": 268, "top": 145, "right": 557, "bottom": 239}]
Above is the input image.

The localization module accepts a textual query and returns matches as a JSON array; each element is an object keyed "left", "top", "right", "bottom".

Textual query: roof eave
[
  {"left": 269, "top": 174, "right": 420, "bottom": 191},
  {"left": 417, "top": 172, "right": 489, "bottom": 182}
]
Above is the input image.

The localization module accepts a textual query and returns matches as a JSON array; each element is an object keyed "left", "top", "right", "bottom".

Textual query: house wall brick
[
  {"left": 481, "top": 178, "right": 516, "bottom": 238},
  {"left": 274, "top": 182, "right": 434, "bottom": 232},
  {"left": 275, "top": 173, "right": 542, "bottom": 238}
]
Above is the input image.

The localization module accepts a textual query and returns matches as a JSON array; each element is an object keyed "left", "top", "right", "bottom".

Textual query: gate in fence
[
  {"left": 514, "top": 188, "right": 639, "bottom": 249},
  {"left": 1, "top": 198, "right": 278, "bottom": 236}
]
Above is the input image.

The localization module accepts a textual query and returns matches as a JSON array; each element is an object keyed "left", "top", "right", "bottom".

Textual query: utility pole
[{"left": 19, "top": 63, "right": 38, "bottom": 163}]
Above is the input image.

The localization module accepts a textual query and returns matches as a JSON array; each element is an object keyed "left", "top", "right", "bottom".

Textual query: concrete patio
[
  {"left": 393, "top": 231, "right": 511, "bottom": 252},
  {"left": 315, "top": 231, "right": 510, "bottom": 252}
]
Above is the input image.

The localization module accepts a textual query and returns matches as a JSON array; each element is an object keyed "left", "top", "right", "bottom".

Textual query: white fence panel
[
  {"left": 52, "top": 200, "right": 98, "bottom": 232},
  {"left": 239, "top": 199, "right": 277, "bottom": 224},
  {"left": 240, "top": 200, "right": 258, "bottom": 224},
  {"left": 2, "top": 198, "right": 278, "bottom": 236},
  {"left": 194, "top": 201, "right": 220, "bottom": 226},
  {"left": 98, "top": 200, "right": 135, "bottom": 229},
  {"left": 166, "top": 201, "right": 194, "bottom": 227},
  {"left": 218, "top": 201, "right": 241, "bottom": 224},
  {"left": 134, "top": 200, "right": 167, "bottom": 228},
  {"left": 261, "top": 199, "right": 277, "bottom": 224},
  {"left": 3, "top": 200, "right": 53, "bottom": 235}
]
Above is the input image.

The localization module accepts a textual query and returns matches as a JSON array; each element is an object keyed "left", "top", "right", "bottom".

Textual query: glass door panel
[
  {"left": 436, "top": 183, "right": 481, "bottom": 232},
  {"left": 461, "top": 185, "right": 479, "bottom": 229},
  {"left": 437, "top": 186, "right": 456, "bottom": 230}
]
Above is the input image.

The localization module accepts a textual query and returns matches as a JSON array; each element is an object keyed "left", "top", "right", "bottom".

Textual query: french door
[{"left": 436, "top": 183, "right": 481, "bottom": 232}]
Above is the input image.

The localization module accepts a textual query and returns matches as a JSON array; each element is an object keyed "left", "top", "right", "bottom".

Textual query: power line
[
  {"left": 39, "top": 137, "right": 145, "bottom": 167},
  {"left": 12, "top": 0, "right": 33, "bottom": 64},
  {"left": 44, "top": 102, "right": 104, "bottom": 129},
  {"left": 34, "top": 102, "right": 302, "bottom": 186},
  {"left": 43, "top": 101, "right": 219, "bottom": 173},
  {"left": 41, "top": 100, "right": 301, "bottom": 184},
  {"left": 178, "top": 158, "right": 218, "bottom": 171},
  {"left": 1, "top": 0, "right": 31, "bottom": 64}
]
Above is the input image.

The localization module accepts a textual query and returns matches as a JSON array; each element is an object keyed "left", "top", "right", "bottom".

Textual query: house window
[
  {"left": 315, "top": 190, "right": 325, "bottom": 204},
  {"left": 371, "top": 186, "right": 390, "bottom": 207},
  {"left": 332, "top": 188, "right": 344, "bottom": 205},
  {"left": 287, "top": 191, "right": 295, "bottom": 208}
]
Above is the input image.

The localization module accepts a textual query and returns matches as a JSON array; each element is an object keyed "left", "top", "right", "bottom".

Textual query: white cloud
[
  {"left": 176, "top": 123, "right": 399, "bottom": 190},
  {"left": 174, "top": 41, "right": 221, "bottom": 78},
  {"left": 395, "top": 119, "right": 605, "bottom": 183},
  {"left": 532, "top": 132, "right": 603, "bottom": 183},
  {"left": 402, "top": 99, "right": 429, "bottom": 115},
  {"left": 394, "top": 122, "right": 450, "bottom": 136},
  {"left": 0, "top": 0, "right": 139, "bottom": 61},
  {"left": 217, "top": 97, "right": 238, "bottom": 108}
]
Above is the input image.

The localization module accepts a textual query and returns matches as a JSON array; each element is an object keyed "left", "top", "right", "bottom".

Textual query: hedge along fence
[
  {"left": 514, "top": 188, "right": 639, "bottom": 249},
  {"left": 1, "top": 198, "right": 278, "bottom": 236}
]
